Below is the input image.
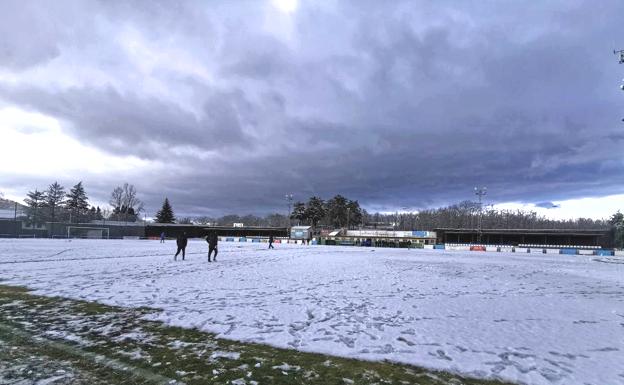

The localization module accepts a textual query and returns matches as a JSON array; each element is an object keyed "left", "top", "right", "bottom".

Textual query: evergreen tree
[
  {"left": 95, "top": 206, "right": 103, "bottom": 220},
  {"left": 65, "top": 182, "right": 90, "bottom": 223},
  {"left": 24, "top": 189, "right": 45, "bottom": 225},
  {"left": 346, "top": 199, "right": 363, "bottom": 228},
  {"left": 290, "top": 201, "right": 307, "bottom": 225},
  {"left": 43, "top": 182, "right": 65, "bottom": 222},
  {"left": 326, "top": 195, "right": 349, "bottom": 228},
  {"left": 305, "top": 196, "right": 325, "bottom": 227},
  {"left": 155, "top": 198, "right": 175, "bottom": 223},
  {"left": 610, "top": 211, "right": 624, "bottom": 249}
]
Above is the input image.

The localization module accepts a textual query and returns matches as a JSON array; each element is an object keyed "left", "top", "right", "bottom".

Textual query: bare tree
[
  {"left": 109, "top": 183, "right": 144, "bottom": 222},
  {"left": 109, "top": 187, "right": 123, "bottom": 211},
  {"left": 122, "top": 183, "right": 144, "bottom": 214}
]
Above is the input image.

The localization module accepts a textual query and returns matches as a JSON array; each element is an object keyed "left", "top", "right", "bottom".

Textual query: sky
[{"left": 0, "top": 0, "right": 623, "bottom": 220}]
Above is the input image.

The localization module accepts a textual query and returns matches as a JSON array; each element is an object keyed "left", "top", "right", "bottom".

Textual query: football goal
[{"left": 67, "top": 226, "right": 110, "bottom": 239}]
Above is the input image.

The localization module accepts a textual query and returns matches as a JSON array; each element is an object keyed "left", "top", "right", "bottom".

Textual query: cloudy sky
[{"left": 1, "top": 0, "right": 623, "bottom": 219}]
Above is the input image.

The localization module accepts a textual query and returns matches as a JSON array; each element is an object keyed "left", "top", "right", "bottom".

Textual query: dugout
[
  {"left": 435, "top": 228, "right": 613, "bottom": 248},
  {"left": 319, "top": 229, "right": 436, "bottom": 248}
]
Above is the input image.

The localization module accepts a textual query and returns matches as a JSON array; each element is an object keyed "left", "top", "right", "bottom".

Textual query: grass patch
[{"left": 0, "top": 285, "right": 514, "bottom": 385}]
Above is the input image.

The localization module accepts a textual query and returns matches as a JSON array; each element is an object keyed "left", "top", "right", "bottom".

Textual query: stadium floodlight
[
  {"left": 616, "top": 52, "right": 624, "bottom": 121},
  {"left": 474, "top": 187, "right": 487, "bottom": 244},
  {"left": 285, "top": 193, "right": 294, "bottom": 230}
]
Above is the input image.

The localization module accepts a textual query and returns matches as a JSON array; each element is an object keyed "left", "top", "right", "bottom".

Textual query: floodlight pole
[
  {"left": 615, "top": 50, "right": 624, "bottom": 121},
  {"left": 347, "top": 207, "right": 350, "bottom": 230},
  {"left": 285, "top": 193, "right": 293, "bottom": 235},
  {"left": 474, "top": 186, "right": 487, "bottom": 244},
  {"left": 401, "top": 206, "right": 409, "bottom": 230},
  {"left": 14, "top": 201, "right": 18, "bottom": 238}
]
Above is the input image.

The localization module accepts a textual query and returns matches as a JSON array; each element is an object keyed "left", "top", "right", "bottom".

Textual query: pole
[
  {"left": 285, "top": 194, "right": 293, "bottom": 237},
  {"left": 347, "top": 207, "right": 350, "bottom": 230},
  {"left": 616, "top": 50, "right": 624, "bottom": 122},
  {"left": 474, "top": 187, "right": 487, "bottom": 244},
  {"left": 14, "top": 202, "right": 18, "bottom": 238},
  {"left": 394, "top": 211, "right": 397, "bottom": 231}
]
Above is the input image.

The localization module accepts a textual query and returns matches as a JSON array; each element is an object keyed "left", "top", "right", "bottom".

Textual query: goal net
[{"left": 67, "top": 226, "right": 110, "bottom": 239}]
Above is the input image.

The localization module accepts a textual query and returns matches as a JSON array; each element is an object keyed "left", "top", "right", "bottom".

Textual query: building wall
[{"left": 435, "top": 228, "right": 612, "bottom": 248}]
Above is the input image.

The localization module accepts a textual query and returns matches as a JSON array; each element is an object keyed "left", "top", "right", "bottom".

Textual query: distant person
[
  {"left": 206, "top": 231, "right": 218, "bottom": 262},
  {"left": 268, "top": 235, "right": 274, "bottom": 249},
  {"left": 174, "top": 232, "right": 188, "bottom": 261},
  {"left": 160, "top": 232, "right": 166, "bottom": 243}
]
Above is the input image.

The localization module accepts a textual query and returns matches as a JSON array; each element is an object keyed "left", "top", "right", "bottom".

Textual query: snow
[
  {"left": 0, "top": 239, "right": 623, "bottom": 385},
  {"left": 43, "top": 330, "right": 92, "bottom": 346},
  {"left": 210, "top": 351, "right": 241, "bottom": 360}
]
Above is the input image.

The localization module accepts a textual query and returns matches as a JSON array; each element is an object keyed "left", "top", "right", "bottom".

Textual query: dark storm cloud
[
  {"left": 0, "top": 85, "right": 253, "bottom": 158},
  {"left": 535, "top": 202, "right": 561, "bottom": 209},
  {"left": 1, "top": 0, "right": 624, "bottom": 216}
]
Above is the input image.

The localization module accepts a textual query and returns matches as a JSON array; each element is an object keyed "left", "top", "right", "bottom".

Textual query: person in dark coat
[
  {"left": 268, "top": 235, "right": 274, "bottom": 249},
  {"left": 206, "top": 231, "right": 218, "bottom": 262},
  {"left": 160, "top": 232, "right": 166, "bottom": 243},
  {"left": 174, "top": 232, "right": 188, "bottom": 261}
]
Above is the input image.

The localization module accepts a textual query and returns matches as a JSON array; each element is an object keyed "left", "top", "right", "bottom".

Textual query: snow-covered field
[{"left": 0, "top": 239, "right": 622, "bottom": 385}]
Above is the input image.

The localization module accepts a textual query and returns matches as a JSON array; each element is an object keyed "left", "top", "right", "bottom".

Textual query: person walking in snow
[
  {"left": 206, "top": 231, "right": 218, "bottom": 262},
  {"left": 268, "top": 235, "right": 274, "bottom": 249},
  {"left": 174, "top": 232, "right": 188, "bottom": 261},
  {"left": 160, "top": 231, "right": 166, "bottom": 243}
]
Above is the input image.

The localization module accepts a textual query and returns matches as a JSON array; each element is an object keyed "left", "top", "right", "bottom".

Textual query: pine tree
[
  {"left": 326, "top": 195, "right": 348, "bottom": 228},
  {"left": 610, "top": 211, "right": 624, "bottom": 249},
  {"left": 290, "top": 202, "right": 307, "bottom": 225},
  {"left": 305, "top": 196, "right": 325, "bottom": 227},
  {"left": 43, "top": 182, "right": 65, "bottom": 222},
  {"left": 155, "top": 198, "right": 175, "bottom": 223},
  {"left": 65, "top": 182, "right": 90, "bottom": 223},
  {"left": 24, "top": 189, "right": 45, "bottom": 225}
]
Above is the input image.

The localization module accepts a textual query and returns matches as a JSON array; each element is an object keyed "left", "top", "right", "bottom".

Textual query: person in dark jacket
[
  {"left": 268, "top": 235, "right": 274, "bottom": 249},
  {"left": 206, "top": 232, "right": 218, "bottom": 262},
  {"left": 174, "top": 232, "right": 188, "bottom": 261},
  {"left": 160, "top": 232, "right": 166, "bottom": 243}
]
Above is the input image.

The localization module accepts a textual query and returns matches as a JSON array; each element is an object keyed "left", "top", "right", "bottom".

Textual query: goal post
[{"left": 67, "top": 226, "right": 110, "bottom": 239}]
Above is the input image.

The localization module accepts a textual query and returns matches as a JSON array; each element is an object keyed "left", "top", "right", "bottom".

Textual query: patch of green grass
[
  {"left": 0, "top": 285, "right": 514, "bottom": 385},
  {"left": 0, "top": 326, "right": 158, "bottom": 385}
]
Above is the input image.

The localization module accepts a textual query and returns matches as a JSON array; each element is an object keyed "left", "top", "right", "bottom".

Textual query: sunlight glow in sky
[
  {"left": 0, "top": 106, "right": 155, "bottom": 204},
  {"left": 271, "top": 0, "right": 298, "bottom": 14}
]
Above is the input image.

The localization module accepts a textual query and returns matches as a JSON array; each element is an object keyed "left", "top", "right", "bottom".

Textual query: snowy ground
[{"left": 0, "top": 239, "right": 622, "bottom": 385}]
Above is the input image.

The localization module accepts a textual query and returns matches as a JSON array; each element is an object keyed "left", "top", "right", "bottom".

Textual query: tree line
[
  {"left": 23, "top": 181, "right": 144, "bottom": 224},
  {"left": 154, "top": 194, "right": 365, "bottom": 229},
  {"left": 364, "top": 200, "right": 614, "bottom": 231},
  {"left": 18, "top": 183, "right": 624, "bottom": 248}
]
